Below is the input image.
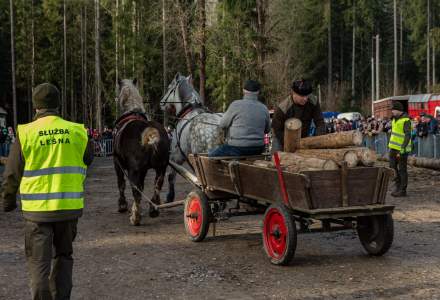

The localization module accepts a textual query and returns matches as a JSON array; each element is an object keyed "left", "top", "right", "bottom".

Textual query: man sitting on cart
[{"left": 208, "top": 80, "right": 270, "bottom": 157}]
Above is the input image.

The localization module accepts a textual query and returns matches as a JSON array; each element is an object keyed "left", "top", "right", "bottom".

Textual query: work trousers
[
  {"left": 389, "top": 149, "right": 408, "bottom": 192},
  {"left": 25, "top": 219, "right": 78, "bottom": 300}
]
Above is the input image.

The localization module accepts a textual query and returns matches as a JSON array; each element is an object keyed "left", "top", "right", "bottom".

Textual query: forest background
[{"left": 1, "top": 0, "right": 439, "bottom": 130}]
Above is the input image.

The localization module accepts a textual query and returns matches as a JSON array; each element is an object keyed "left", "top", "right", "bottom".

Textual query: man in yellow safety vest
[
  {"left": 388, "top": 101, "right": 411, "bottom": 197},
  {"left": 2, "top": 83, "right": 94, "bottom": 299}
]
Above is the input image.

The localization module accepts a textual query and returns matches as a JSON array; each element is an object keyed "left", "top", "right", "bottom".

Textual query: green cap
[{"left": 32, "top": 83, "right": 60, "bottom": 109}]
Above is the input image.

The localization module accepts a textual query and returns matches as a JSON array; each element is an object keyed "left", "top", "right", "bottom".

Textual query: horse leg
[
  {"left": 166, "top": 169, "right": 176, "bottom": 203},
  {"left": 149, "top": 168, "right": 166, "bottom": 218},
  {"left": 129, "top": 170, "right": 145, "bottom": 226},
  {"left": 114, "top": 158, "right": 128, "bottom": 213}
]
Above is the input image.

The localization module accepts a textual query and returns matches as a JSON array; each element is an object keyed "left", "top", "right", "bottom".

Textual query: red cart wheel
[
  {"left": 184, "top": 189, "right": 210, "bottom": 242},
  {"left": 262, "top": 203, "right": 297, "bottom": 265}
]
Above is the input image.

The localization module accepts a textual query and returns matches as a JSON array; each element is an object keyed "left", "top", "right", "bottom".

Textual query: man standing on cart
[
  {"left": 389, "top": 101, "right": 411, "bottom": 197},
  {"left": 271, "top": 79, "right": 325, "bottom": 151},
  {"left": 209, "top": 80, "right": 270, "bottom": 157}
]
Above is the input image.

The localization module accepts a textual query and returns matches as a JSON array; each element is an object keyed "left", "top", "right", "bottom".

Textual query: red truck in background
[{"left": 373, "top": 94, "right": 440, "bottom": 119}]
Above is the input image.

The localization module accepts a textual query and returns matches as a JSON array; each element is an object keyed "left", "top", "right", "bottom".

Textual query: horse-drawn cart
[{"left": 170, "top": 153, "right": 395, "bottom": 265}]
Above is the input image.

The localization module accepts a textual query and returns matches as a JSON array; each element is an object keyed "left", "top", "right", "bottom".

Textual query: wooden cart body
[
  {"left": 188, "top": 154, "right": 394, "bottom": 219},
  {"left": 173, "top": 154, "right": 395, "bottom": 265}
]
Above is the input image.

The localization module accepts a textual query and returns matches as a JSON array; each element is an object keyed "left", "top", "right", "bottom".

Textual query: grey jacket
[{"left": 220, "top": 93, "right": 270, "bottom": 147}]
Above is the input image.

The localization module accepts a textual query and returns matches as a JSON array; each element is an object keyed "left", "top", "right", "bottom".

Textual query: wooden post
[{"left": 283, "top": 118, "right": 302, "bottom": 153}]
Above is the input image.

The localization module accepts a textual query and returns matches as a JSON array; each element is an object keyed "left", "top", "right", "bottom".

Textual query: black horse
[{"left": 113, "top": 79, "right": 170, "bottom": 225}]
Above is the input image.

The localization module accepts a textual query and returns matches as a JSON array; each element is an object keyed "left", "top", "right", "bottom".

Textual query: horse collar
[
  {"left": 177, "top": 105, "right": 194, "bottom": 120},
  {"left": 115, "top": 112, "right": 149, "bottom": 129}
]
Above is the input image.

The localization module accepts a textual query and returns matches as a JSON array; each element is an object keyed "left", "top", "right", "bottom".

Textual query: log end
[
  {"left": 285, "top": 118, "right": 302, "bottom": 130},
  {"left": 343, "top": 151, "right": 359, "bottom": 168},
  {"left": 353, "top": 131, "right": 363, "bottom": 146}
]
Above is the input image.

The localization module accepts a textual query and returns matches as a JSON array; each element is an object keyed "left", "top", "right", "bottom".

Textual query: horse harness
[
  {"left": 114, "top": 111, "right": 150, "bottom": 154},
  {"left": 173, "top": 105, "right": 206, "bottom": 165}
]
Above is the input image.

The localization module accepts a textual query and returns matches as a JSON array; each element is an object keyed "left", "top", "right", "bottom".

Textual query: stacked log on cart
[{"left": 254, "top": 118, "right": 378, "bottom": 171}]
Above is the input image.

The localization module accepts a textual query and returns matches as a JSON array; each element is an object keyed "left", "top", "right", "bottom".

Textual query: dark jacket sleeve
[
  {"left": 401, "top": 120, "right": 412, "bottom": 151},
  {"left": 83, "top": 139, "right": 94, "bottom": 166},
  {"left": 2, "top": 138, "right": 24, "bottom": 212},
  {"left": 271, "top": 107, "right": 287, "bottom": 147},
  {"left": 312, "top": 102, "right": 326, "bottom": 136}
]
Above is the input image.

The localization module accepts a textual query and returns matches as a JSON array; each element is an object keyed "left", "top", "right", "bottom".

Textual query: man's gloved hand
[{"left": 4, "top": 202, "right": 17, "bottom": 212}]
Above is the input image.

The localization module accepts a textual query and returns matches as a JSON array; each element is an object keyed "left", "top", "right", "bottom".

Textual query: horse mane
[{"left": 118, "top": 79, "right": 145, "bottom": 114}]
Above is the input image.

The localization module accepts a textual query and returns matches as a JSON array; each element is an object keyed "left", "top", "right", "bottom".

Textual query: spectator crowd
[{"left": 324, "top": 113, "right": 440, "bottom": 138}]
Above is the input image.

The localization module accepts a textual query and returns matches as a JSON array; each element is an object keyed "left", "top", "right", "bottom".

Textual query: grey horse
[{"left": 160, "top": 73, "right": 223, "bottom": 202}]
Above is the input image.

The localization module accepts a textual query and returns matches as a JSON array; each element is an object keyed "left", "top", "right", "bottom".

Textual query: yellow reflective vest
[
  {"left": 18, "top": 116, "right": 88, "bottom": 212},
  {"left": 389, "top": 116, "right": 412, "bottom": 153}
]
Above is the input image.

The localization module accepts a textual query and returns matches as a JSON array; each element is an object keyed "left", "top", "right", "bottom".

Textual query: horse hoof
[
  {"left": 130, "top": 216, "right": 141, "bottom": 226},
  {"left": 118, "top": 205, "right": 128, "bottom": 213},
  {"left": 149, "top": 209, "right": 160, "bottom": 218}
]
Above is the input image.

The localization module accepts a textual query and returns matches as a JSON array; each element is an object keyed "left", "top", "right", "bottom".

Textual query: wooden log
[
  {"left": 253, "top": 160, "right": 274, "bottom": 168},
  {"left": 0, "top": 157, "right": 7, "bottom": 165},
  {"left": 344, "top": 147, "right": 377, "bottom": 166},
  {"left": 285, "top": 165, "right": 321, "bottom": 173},
  {"left": 253, "top": 159, "right": 323, "bottom": 173},
  {"left": 277, "top": 152, "right": 339, "bottom": 170},
  {"left": 295, "top": 149, "right": 359, "bottom": 167},
  {"left": 300, "top": 130, "right": 363, "bottom": 149},
  {"left": 408, "top": 156, "right": 440, "bottom": 170},
  {"left": 283, "top": 118, "right": 302, "bottom": 153},
  {"left": 377, "top": 155, "right": 440, "bottom": 171}
]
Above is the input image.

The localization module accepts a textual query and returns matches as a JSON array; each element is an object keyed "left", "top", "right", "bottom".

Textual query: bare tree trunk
[
  {"left": 198, "top": 0, "right": 207, "bottom": 104},
  {"left": 95, "top": 0, "right": 102, "bottom": 132},
  {"left": 393, "top": 0, "right": 398, "bottom": 95},
  {"left": 9, "top": 0, "right": 17, "bottom": 128},
  {"left": 375, "top": 34, "right": 380, "bottom": 100},
  {"left": 31, "top": 0, "right": 35, "bottom": 114},
  {"left": 427, "top": 0, "right": 431, "bottom": 93},
  {"left": 327, "top": 0, "right": 333, "bottom": 108},
  {"left": 115, "top": 0, "right": 119, "bottom": 117},
  {"left": 83, "top": 5, "right": 89, "bottom": 126},
  {"left": 132, "top": 0, "right": 136, "bottom": 77},
  {"left": 351, "top": 1, "right": 355, "bottom": 106},
  {"left": 162, "top": 0, "right": 167, "bottom": 92},
  {"left": 434, "top": 42, "right": 436, "bottom": 86},
  {"left": 63, "top": 0, "right": 67, "bottom": 118},
  {"left": 256, "top": 0, "right": 267, "bottom": 82},
  {"left": 400, "top": 5, "right": 403, "bottom": 62},
  {"left": 175, "top": 1, "right": 193, "bottom": 75},
  {"left": 81, "top": 6, "right": 85, "bottom": 124}
]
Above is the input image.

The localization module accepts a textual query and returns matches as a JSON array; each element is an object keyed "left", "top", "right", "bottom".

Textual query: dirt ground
[{"left": 1, "top": 157, "right": 440, "bottom": 300}]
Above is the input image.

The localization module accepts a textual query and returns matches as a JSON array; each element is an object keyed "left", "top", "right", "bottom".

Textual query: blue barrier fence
[
  {"left": 363, "top": 133, "right": 440, "bottom": 159},
  {"left": 93, "top": 139, "right": 113, "bottom": 157}
]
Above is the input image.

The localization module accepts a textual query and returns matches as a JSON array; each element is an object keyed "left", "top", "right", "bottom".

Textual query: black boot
[{"left": 391, "top": 190, "right": 407, "bottom": 197}]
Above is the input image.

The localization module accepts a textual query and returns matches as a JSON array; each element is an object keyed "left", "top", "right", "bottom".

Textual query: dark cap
[
  {"left": 419, "top": 111, "right": 426, "bottom": 117},
  {"left": 392, "top": 101, "right": 404, "bottom": 112},
  {"left": 32, "top": 83, "right": 60, "bottom": 109},
  {"left": 243, "top": 80, "right": 261, "bottom": 93},
  {"left": 291, "top": 79, "right": 312, "bottom": 96}
]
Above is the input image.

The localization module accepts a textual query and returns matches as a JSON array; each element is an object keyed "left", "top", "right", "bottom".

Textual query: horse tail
[{"left": 141, "top": 127, "right": 161, "bottom": 149}]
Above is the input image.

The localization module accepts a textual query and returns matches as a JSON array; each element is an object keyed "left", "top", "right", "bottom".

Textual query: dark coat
[{"left": 271, "top": 95, "right": 325, "bottom": 148}]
